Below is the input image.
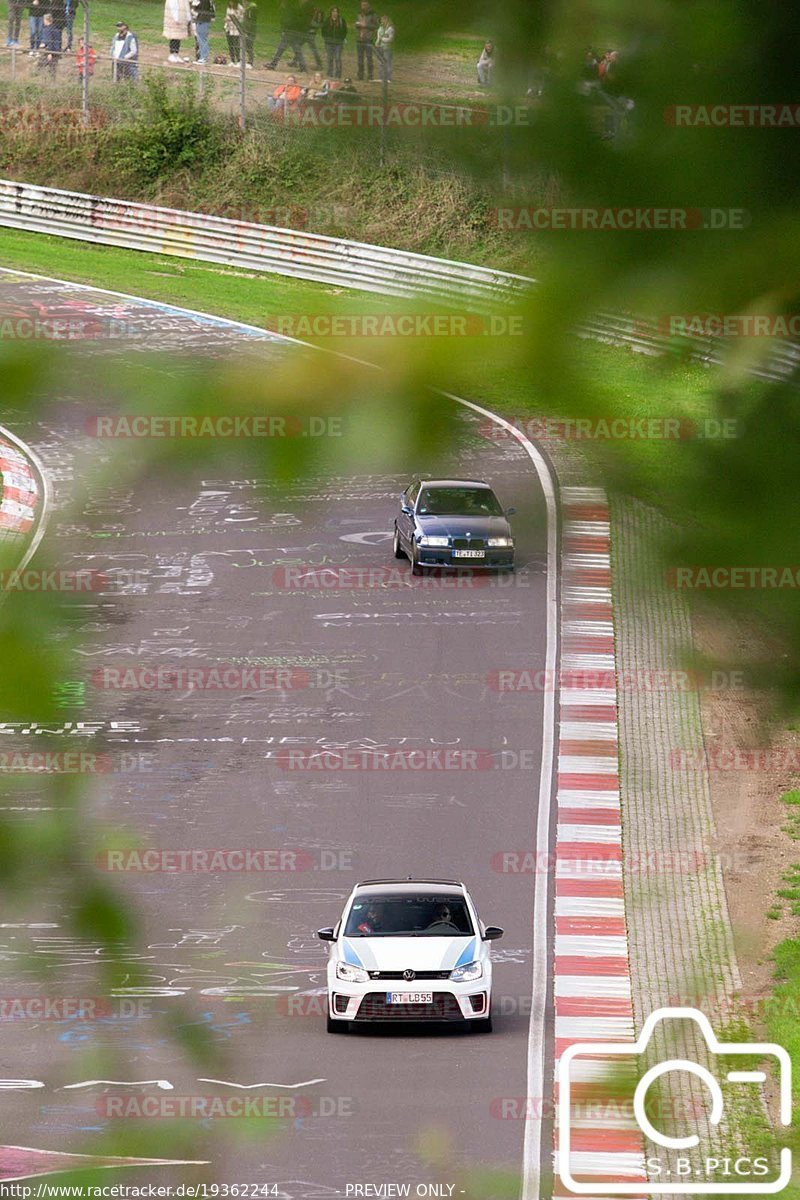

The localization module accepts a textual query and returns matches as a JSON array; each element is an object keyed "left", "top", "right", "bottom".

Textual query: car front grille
[
  {"left": 452, "top": 538, "right": 485, "bottom": 550},
  {"left": 355, "top": 992, "right": 464, "bottom": 1021},
  {"left": 368, "top": 970, "right": 451, "bottom": 981}
]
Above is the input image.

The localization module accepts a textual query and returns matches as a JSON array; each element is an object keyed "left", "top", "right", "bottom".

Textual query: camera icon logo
[{"left": 557, "top": 1007, "right": 792, "bottom": 1194}]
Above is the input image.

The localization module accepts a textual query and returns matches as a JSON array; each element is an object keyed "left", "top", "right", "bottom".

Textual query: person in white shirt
[
  {"left": 375, "top": 13, "right": 393, "bottom": 83},
  {"left": 477, "top": 40, "right": 494, "bottom": 87}
]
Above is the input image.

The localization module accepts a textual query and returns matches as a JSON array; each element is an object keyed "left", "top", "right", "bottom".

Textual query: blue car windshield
[
  {"left": 344, "top": 894, "right": 474, "bottom": 937},
  {"left": 417, "top": 487, "right": 503, "bottom": 517}
]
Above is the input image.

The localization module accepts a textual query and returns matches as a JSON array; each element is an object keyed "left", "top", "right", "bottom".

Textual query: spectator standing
[
  {"left": 76, "top": 33, "right": 95, "bottom": 76},
  {"left": 241, "top": 0, "right": 256, "bottom": 65},
  {"left": 476, "top": 40, "right": 494, "bottom": 86},
  {"left": 37, "top": 11, "right": 60, "bottom": 74},
  {"left": 296, "top": 1, "right": 322, "bottom": 68},
  {"left": 163, "top": 0, "right": 191, "bottom": 62},
  {"left": 354, "top": 0, "right": 376, "bottom": 80},
  {"left": 63, "top": 0, "right": 76, "bottom": 51},
  {"left": 224, "top": 1, "right": 242, "bottom": 63},
  {"left": 374, "top": 12, "right": 392, "bottom": 83},
  {"left": 267, "top": 0, "right": 306, "bottom": 71},
  {"left": 110, "top": 19, "right": 138, "bottom": 80},
  {"left": 28, "top": 0, "right": 43, "bottom": 52},
  {"left": 321, "top": 5, "right": 345, "bottom": 78},
  {"left": 6, "top": 0, "right": 23, "bottom": 46},
  {"left": 190, "top": 0, "right": 215, "bottom": 64},
  {"left": 48, "top": 0, "right": 65, "bottom": 51}
]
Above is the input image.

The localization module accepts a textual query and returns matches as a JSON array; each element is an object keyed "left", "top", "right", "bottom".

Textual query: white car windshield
[{"left": 344, "top": 893, "right": 474, "bottom": 937}]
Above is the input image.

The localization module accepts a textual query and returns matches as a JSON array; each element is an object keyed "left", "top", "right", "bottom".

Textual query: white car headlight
[
  {"left": 336, "top": 961, "right": 369, "bottom": 983},
  {"left": 487, "top": 536, "right": 513, "bottom": 547},
  {"left": 449, "top": 960, "right": 483, "bottom": 982},
  {"left": 419, "top": 535, "right": 449, "bottom": 547}
]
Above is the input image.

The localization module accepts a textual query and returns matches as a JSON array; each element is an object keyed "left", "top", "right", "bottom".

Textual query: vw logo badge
[{"left": 403, "top": 968, "right": 415, "bottom": 981}]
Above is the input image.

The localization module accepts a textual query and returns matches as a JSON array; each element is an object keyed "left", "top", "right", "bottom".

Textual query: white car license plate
[
  {"left": 453, "top": 549, "right": 485, "bottom": 558},
  {"left": 386, "top": 991, "right": 434, "bottom": 1004}
]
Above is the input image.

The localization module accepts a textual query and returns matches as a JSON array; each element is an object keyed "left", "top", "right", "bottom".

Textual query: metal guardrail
[
  {"left": 1, "top": 178, "right": 798, "bottom": 380},
  {"left": 0, "top": 178, "right": 531, "bottom": 311}
]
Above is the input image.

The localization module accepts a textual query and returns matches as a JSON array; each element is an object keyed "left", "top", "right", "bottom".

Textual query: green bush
[{"left": 109, "top": 74, "right": 226, "bottom": 182}]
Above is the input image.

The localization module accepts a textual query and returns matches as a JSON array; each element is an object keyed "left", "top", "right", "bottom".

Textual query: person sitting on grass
[
  {"left": 306, "top": 68, "right": 330, "bottom": 97},
  {"left": 268, "top": 73, "right": 303, "bottom": 112}
]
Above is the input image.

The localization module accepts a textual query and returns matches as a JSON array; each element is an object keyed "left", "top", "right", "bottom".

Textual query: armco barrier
[
  {"left": 2, "top": 179, "right": 798, "bottom": 378},
  {"left": 0, "top": 179, "right": 530, "bottom": 311}
]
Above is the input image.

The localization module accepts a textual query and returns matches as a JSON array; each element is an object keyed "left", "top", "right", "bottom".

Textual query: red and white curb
[
  {"left": 553, "top": 485, "right": 646, "bottom": 1198},
  {"left": 0, "top": 436, "right": 39, "bottom": 536}
]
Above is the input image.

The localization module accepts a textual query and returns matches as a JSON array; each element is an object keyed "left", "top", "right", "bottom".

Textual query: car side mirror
[
  {"left": 505, "top": 507, "right": 516, "bottom": 516},
  {"left": 317, "top": 927, "right": 336, "bottom": 941},
  {"left": 401, "top": 504, "right": 413, "bottom": 516},
  {"left": 483, "top": 925, "right": 504, "bottom": 940}
]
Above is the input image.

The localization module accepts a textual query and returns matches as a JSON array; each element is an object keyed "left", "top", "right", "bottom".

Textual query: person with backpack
[{"left": 321, "top": 5, "right": 346, "bottom": 79}]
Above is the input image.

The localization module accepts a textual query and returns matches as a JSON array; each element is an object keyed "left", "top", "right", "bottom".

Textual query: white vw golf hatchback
[{"left": 317, "top": 879, "right": 503, "bottom": 1033}]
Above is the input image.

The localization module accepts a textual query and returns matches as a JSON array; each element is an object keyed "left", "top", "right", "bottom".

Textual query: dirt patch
[{"left": 693, "top": 608, "right": 800, "bottom": 1025}]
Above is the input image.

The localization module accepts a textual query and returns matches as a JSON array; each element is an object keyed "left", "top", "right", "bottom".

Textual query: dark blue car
[{"left": 393, "top": 479, "right": 515, "bottom": 574}]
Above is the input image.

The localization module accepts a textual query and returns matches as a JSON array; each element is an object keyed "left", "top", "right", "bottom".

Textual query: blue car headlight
[
  {"left": 449, "top": 960, "right": 483, "bottom": 982},
  {"left": 487, "top": 536, "right": 514, "bottom": 547},
  {"left": 419, "top": 535, "right": 449, "bottom": 547},
  {"left": 336, "top": 961, "right": 369, "bottom": 983}
]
